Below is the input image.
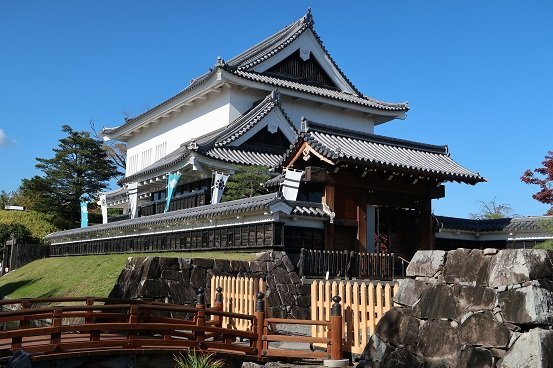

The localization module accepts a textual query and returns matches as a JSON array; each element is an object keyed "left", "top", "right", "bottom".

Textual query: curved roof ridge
[
  {"left": 215, "top": 90, "right": 298, "bottom": 148},
  {"left": 304, "top": 120, "right": 447, "bottom": 154},
  {"left": 227, "top": 13, "right": 310, "bottom": 69},
  {"left": 232, "top": 70, "right": 409, "bottom": 111}
]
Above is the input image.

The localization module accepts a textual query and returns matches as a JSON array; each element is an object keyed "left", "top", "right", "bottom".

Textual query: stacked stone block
[
  {"left": 109, "top": 251, "right": 309, "bottom": 319},
  {"left": 360, "top": 248, "right": 553, "bottom": 368}
]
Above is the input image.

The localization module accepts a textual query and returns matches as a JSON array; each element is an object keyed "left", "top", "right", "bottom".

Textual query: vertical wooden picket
[
  {"left": 210, "top": 275, "right": 266, "bottom": 331},
  {"left": 310, "top": 280, "right": 398, "bottom": 355}
]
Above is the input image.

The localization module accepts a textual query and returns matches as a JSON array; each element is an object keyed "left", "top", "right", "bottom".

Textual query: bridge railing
[{"left": 0, "top": 288, "right": 344, "bottom": 363}]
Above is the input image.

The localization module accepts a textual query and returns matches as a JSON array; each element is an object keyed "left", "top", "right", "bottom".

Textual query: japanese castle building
[{"left": 46, "top": 11, "right": 485, "bottom": 259}]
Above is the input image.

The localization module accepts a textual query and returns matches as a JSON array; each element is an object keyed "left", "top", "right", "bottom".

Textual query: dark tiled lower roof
[
  {"left": 206, "top": 147, "right": 282, "bottom": 167},
  {"left": 284, "top": 121, "right": 484, "bottom": 184},
  {"left": 45, "top": 194, "right": 328, "bottom": 243},
  {"left": 437, "top": 216, "right": 552, "bottom": 233},
  {"left": 289, "top": 201, "right": 328, "bottom": 217},
  {"left": 231, "top": 70, "right": 408, "bottom": 112},
  {"left": 46, "top": 193, "right": 280, "bottom": 242}
]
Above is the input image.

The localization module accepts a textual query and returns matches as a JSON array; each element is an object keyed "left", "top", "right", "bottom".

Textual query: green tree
[
  {"left": 535, "top": 219, "right": 553, "bottom": 250},
  {"left": 0, "top": 223, "right": 34, "bottom": 245},
  {"left": 0, "top": 190, "right": 16, "bottom": 209},
  {"left": 17, "top": 125, "right": 120, "bottom": 228},
  {"left": 222, "top": 166, "right": 271, "bottom": 202}
]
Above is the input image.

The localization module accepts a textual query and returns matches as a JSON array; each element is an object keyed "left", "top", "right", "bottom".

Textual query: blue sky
[{"left": 0, "top": 1, "right": 551, "bottom": 218}]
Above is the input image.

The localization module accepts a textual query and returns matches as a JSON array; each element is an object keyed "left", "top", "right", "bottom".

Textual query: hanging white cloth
[
  {"left": 281, "top": 168, "right": 303, "bottom": 201},
  {"left": 98, "top": 193, "right": 108, "bottom": 224},
  {"left": 211, "top": 172, "right": 230, "bottom": 204},
  {"left": 128, "top": 182, "right": 138, "bottom": 219}
]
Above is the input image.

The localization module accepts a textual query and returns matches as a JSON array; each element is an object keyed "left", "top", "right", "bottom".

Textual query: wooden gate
[{"left": 311, "top": 280, "right": 398, "bottom": 354}]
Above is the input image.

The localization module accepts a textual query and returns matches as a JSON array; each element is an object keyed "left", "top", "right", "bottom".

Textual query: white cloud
[{"left": 0, "top": 128, "right": 15, "bottom": 147}]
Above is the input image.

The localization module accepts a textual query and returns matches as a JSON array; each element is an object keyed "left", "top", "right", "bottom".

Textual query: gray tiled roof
[
  {"left": 105, "top": 12, "right": 408, "bottom": 138},
  {"left": 289, "top": 201, "right": 328, "bottom": 217},
  {"left": 227, "top": 13, "right": 310, "bottom": 71},
  {"left": 119, "top": 93, "right": 294, "bottom": 184},
  {"left": 214, "top": 92, "right": 297, "bottom": 147},
  {"left": 231, "top": 70, "right": 408, "bottom": 112},
  {"left": 45, "top": 194, "right": 327, "bottom": 242},
  {"left": 437, "top": 216, "right": 552, "bottom": 233},
  {"left": 46, "top": 193, "right": 279, "bottom": 241},
  {"left": 284, "top": 121, "right": 485, "bottom": 184},
  {"left": 206, "top": 147, "right": 282, "bottom": 167},
  {"left": 227, "top": 10, "right": 365, "bottom": 99}
]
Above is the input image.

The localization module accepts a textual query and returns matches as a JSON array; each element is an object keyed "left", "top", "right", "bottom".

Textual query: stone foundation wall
[
  {"left": 109, "top": 251, "right": 309, "bottom": 319},
  {"left": 361, "top": 248, "right": 553, "bottom": 368}
]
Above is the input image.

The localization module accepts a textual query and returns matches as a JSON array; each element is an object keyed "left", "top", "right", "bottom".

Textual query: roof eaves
[
  {"left": 105, "top": 68, "right": 220, "bottom": 138},
  {"left": 230, "top": 70, "right": 409, "bottom": 112},
  {"left": 46, "top": 193, "right": 279, "bottom": 241}
]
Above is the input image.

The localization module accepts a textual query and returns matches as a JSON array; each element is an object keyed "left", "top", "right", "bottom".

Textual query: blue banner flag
[
  {"left": 80, "top": 201, "right": 88, "bottom": 228},
  {"left": 164, "top": 172, "right": 181, "bottom": 213}
]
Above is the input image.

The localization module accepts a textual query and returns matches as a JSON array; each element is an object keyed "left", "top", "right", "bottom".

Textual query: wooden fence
[
  {"left": 299, "top": 248, "right": 403, "bottom": 280},
  {"left": 311, "top": 280, "right": 398, "bottom": 355},
  {"left": 2, "top": 241, "right": 49, "bottom": 274},
  {"left": 210, "top": 276, "right": 266, "bottom": 331}
]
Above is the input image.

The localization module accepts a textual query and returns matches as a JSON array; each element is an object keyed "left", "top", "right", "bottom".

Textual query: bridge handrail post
[
  {"left": 51, "top": 309, "right": 63, "bottom": 346},
  {"left": 195, "top": 287, "right": 206, "bottom": 345},
  {"left": 128, "top": 305, "right": 139, "bottom": 342},
  {"left": 329, "top": 295, "right": 343, "bottom": 360},
  {"left": 214, "top": 286, "right": 224, "bottom": 328},
  {"left": 20, "top": 300, "right": 30, "bottom": 329},
  {"left": 254, "top": 292, "right": 265, "bottom": 359}
]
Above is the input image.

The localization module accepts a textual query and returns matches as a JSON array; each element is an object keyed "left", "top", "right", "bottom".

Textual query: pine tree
[
  {"left": 18, "top": 125, "right": 120, "bottom": 228},
  {"left": 222, "top": 166, "right": 271, "bottom": 202}
]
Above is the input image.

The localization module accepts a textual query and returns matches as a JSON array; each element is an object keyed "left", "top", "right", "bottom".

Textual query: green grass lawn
[{"left": 0, "top": 251, "right": 256, "bottom": 299}]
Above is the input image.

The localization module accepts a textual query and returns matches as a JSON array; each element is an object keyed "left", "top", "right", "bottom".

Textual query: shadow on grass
[
  {"left": 0, "top": 279, "right": 39, "bottom": 299},
  {"left": 37, "top": 288, "right": 62, "bottom": 299}
]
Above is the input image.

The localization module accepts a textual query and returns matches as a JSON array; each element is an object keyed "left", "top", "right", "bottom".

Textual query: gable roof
[
  {"left": 283, "top": 119, "right": 486, "bottom": 184},
  {"left": 103, "top": 11, "right": 408, "bottom": 140},
  {"left": 214, "top": 91, "right": 297, "bottom": 147},
  {"left": 226, "top": 10, "right": 361, "bottom": 93},
  {"left": 120, "top": 93, "right": 297, "bottom": 183}
]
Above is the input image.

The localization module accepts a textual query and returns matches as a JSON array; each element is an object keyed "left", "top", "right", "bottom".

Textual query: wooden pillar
[
  {"left": 357, "top": 205, "right": 367, "bottom": 253},
  {"left": 323, "top": 184, "right": 335, "bottom": 251},
  {"left": 419, "top": 198, "right": 434, "bottom": 250}
]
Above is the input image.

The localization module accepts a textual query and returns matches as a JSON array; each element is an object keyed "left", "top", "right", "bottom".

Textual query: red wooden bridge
[{"left": 0, "top": 289, "right": 343, "bottom": 365}]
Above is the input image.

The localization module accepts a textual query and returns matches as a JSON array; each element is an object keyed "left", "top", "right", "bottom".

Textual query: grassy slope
[{"left": 0, "top": 252, "right": 256, "bottom": 299}]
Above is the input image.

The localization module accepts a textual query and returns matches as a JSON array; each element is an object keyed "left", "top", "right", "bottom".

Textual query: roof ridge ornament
[
  {"left": 216, "top": 56, "right": 226, "bottom": 68},
  {"left": 301, "top": 116, "right": 309, "bottom": 132},
  {"left": 304, "top": 7, "right": 314, "bottom": 27},
  {"left": 270, "top": 89, "right": 281, "bottom": 102},
  {"left": 187, "top": 139, "right": 198, "bottom": 151}
]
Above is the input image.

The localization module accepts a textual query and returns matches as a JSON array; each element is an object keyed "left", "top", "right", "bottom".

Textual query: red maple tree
[{"left": 521, "top": 150, "right": 553, "bottom": 215}]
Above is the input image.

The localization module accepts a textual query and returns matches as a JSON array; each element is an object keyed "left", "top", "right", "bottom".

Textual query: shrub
[
  {"left": 0, "top": 210, "right": 58, "bottom": 243},
  {"left": 173, "top": 350, "right": 225, "bottom": 368}
]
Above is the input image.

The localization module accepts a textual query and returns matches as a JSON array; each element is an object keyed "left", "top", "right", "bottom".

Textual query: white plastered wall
[{"left": 125, "top": 90, "right": 232, "bottom": 176}]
